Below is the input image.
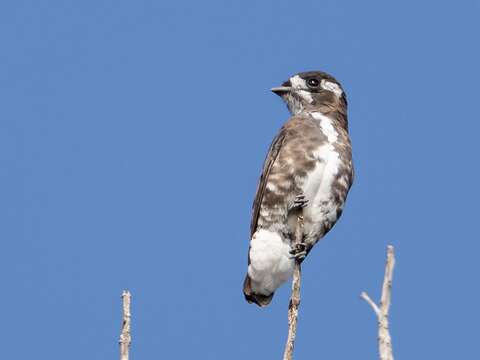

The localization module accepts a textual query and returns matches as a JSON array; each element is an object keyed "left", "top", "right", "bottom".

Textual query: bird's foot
[
  {"left": 291, "top": 194, "right": 309, "bottom": 210},
  {"left": 289, "top": 243, "right": 307, "bottom": 261}
]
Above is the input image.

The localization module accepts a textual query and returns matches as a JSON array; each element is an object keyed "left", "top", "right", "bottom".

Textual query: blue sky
[{"left": 1, "top": 0, "right": 479, "bottom": 359}]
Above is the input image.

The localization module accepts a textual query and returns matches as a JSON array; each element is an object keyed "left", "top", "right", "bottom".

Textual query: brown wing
[{"left": 250, "top": 128, "right": 287, "bottom": 238}]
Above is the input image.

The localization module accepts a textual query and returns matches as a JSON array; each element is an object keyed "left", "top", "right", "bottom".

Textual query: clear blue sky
[{"left": 2, "top": 1, "right": 479, "bottom": 359}]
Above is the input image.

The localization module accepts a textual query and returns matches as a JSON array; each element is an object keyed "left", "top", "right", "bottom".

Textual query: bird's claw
[
  {"left": 289, "top": 243, "right": 307, "bottom": 261},
  {"left": 292, "top": 194, "right": 309, "bottom": 209}
]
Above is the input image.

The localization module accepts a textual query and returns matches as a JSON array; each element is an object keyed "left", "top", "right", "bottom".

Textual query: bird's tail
[{"left": 243, "top": 274, "right": 274, "bottom": 307}]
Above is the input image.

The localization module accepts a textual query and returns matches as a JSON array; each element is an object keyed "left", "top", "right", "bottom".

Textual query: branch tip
[
  {"left": 119, "top": 290, "right": 132, "bottom": 360},
  {"left": 361, "top": 245, "right": 395, "bottom": 360}
]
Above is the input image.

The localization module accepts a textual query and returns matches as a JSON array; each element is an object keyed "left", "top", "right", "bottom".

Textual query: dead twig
[
  {"left": 119, "top": 290, "right": 132, "bottom": 360},
  {"left": 361, "top": 245, "right": 396, "bottom": 360}
]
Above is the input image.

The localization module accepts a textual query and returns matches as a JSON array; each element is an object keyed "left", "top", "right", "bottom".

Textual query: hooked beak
[{"left": 271, "top": 80, "right": 292, "bottom": 96}]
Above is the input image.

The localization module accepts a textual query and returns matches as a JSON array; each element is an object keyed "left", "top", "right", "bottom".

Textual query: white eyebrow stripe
[{"left": 320, "top": 79, "right": 343, "bottom": 97}]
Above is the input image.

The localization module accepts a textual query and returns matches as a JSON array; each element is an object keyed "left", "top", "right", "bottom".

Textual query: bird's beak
[
  {"left": 271, "top": 80, "right": 292, "bottom": 96},
  {"left": 271, "top": 86, "right": 291, "bottom": 95}
]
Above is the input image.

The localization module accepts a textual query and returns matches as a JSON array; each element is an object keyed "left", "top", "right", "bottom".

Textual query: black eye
[{"left": 307, "top": 78, "right": 320, "bottom": 88}]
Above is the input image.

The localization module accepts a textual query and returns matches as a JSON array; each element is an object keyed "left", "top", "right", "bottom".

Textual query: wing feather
[{"left": 250, "top": 129, "right": 287, "bottom": 237}]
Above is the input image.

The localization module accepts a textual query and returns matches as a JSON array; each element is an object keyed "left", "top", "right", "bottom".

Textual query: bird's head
[{"left": 271, "top": 71, "right": 346, "bottom": 115}]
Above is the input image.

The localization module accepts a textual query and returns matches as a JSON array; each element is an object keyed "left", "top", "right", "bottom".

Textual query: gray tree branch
[
  {"left": 119, "top": 290, "right": 132, "bottom": 360},
  {"left": 283, "top": 213, "right": 304, "bottom": 360},
  {"left": 361, "top": 245, "right": 396, "bottom": 360}
]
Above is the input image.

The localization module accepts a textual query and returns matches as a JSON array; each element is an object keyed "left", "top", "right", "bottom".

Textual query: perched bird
[{"left": 243, "top": 71, "right": 354, "bottom": 307}]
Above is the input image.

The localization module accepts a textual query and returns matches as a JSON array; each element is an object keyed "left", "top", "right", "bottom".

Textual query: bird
[{"left": 243, "top": 71, "right": 354, "bottom": 307}]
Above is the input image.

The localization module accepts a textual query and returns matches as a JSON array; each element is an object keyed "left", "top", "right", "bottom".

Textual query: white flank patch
[
  {"left": 304, "top": 143, "right": 340, "bottom": 205},
  {"left": 320, "top": 79, "right": 343, "bottom": 97},
  {"left": 301, "top": 112, "right": 342, "bottom": 238},
  {"left": 311, "top": 112, "right": 339, "bottom": 142},
  {"left": 313, "top": 145, "right": 341, "bottom": 223},
  {"left": 248, "top": 229, "right": 294, "bottom": 295}
]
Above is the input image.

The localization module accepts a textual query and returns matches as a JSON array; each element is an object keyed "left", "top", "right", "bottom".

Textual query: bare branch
[
  {"left": 360, "top": 291, "right": 380, "bottom": 316},
  {"left": 361, "top": 245, "right": 395, "bottom": 360},
  {"left": 283, "top": 214, "right": 304, "bottom": 360},
  {"left": 119, "top": 290, "right": 132, "bottom": 360},
  {"left": 380, "top": 246, "right": 395, "bottom": 315}
]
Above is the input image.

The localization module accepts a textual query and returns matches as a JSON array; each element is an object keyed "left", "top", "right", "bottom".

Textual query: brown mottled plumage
[{"left": 243, "top": 71, "right": 353, "bottom": 306}]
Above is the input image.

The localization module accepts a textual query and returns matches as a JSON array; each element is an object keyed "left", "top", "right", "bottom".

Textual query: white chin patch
[{"left": 320, "top": 79, "right": 343, "bottom": 97}]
